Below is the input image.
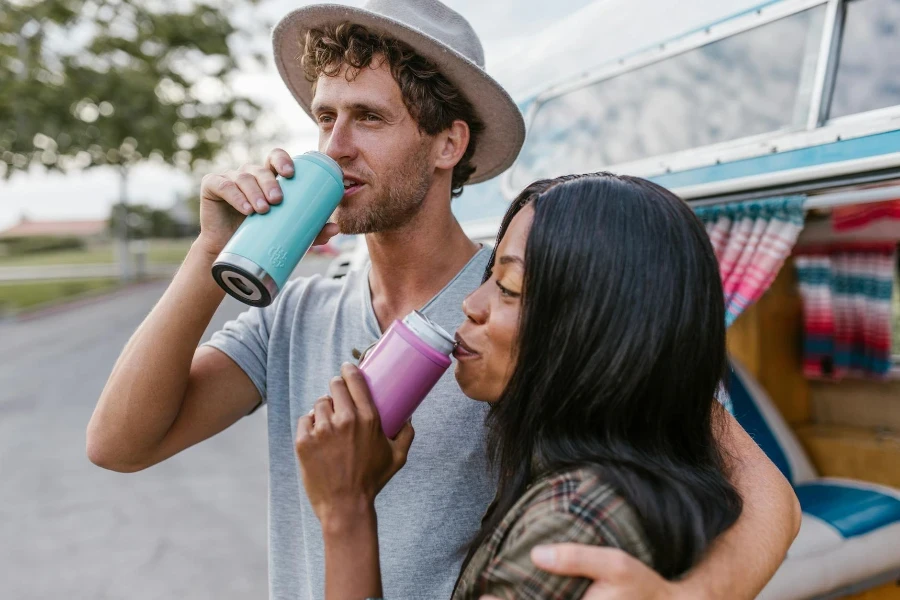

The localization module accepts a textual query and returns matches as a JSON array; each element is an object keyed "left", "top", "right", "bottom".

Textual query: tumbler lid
[
  {"left": 296, "top": 151, "right": 343, "bottom": 187},
  {"left": 402, "top": 310, "right": 455, "bottom": 355}
]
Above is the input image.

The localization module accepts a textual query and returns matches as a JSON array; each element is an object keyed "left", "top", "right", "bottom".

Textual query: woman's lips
[{"left": 453, "top": 333, "right": 479, "bottom": 360}]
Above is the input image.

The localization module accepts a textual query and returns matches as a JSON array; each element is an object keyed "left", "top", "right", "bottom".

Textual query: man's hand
[
  {"left": 196, "top": 147, "right": 339, "bottom": 255},
  {"left": 481, "top": 544, "right": 685, "bottom": 600}
]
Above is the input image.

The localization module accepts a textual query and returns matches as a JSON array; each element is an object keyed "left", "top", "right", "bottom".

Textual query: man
[{"left": 87, "top": 1, "right": 800, "bottom": 598}]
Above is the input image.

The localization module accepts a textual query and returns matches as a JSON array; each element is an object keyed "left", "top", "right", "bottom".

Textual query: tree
[
  {"left": 1, "top": 0, "right": 270, "bottom": 277},
  {"left": 0, "top": 0, "right": 266, "bottom": 178}
]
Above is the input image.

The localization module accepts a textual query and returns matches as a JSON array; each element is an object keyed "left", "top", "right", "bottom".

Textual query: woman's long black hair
[{"left": 466, "top": 172, "right": 742, "bottom": 579}]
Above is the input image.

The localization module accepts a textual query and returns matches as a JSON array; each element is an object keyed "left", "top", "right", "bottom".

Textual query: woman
[{"left": 295, "top": 172, "right": 743, "bottom": 599}]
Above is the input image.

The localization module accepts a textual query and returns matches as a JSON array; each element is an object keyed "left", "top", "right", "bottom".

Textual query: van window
[
  {"left": 829, "top": 0, "right": 900, "bottom": 120},
  {"left": 452, "top": 179, "right": 509, "bottom": 224},
  {"left": 510, "top": 6, "right": 825, "bottom": 189}
]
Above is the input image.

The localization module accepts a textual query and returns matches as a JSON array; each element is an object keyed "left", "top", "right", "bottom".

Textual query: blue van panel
[
  {"left": 795, "top": 482, "right": 900, "bottom": 538},
  {"left": 650, "top": 130, "right": 900, "bottom": 190}
]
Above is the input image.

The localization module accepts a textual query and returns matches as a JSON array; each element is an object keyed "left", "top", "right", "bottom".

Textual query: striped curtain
[
  {"left": 694, "top": 196, "right": 807, "bottom": 326},
  {"left": 794, "top": 243, "right": 897, "bottom": 379}
]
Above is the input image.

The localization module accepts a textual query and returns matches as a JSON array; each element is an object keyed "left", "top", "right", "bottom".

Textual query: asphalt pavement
[{"left": 0, "top": 256, "right": 331, "bottom": 599}]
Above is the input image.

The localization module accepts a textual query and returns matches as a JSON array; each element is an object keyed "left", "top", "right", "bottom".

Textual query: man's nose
[{"left": 322, "top": 117, "right": 356, "bottom": 164}]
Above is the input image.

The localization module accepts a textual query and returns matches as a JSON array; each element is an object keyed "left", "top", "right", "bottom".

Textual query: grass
[
  {"left": 0, "top": 278, "right": 121, "bottom": 313},
  {"left": 0, "top": 238, "right": 194, "bottom": 267}
]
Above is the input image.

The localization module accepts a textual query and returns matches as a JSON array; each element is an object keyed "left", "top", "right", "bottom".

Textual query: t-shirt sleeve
[
  {"left": 203, "top": 305, "right": 272, "bottom": 406},
  {"left": 475, "top": 482, "right": 647, "bottom": 600}
]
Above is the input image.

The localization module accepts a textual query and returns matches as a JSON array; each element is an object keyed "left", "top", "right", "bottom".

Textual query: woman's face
[{"left": 454, "top": 204, "right": 533, "bottom": 402}]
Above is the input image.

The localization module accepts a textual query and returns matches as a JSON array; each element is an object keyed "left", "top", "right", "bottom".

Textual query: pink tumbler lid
[{"left": 402, "top": 311, "right": 455, "bottom": 355}]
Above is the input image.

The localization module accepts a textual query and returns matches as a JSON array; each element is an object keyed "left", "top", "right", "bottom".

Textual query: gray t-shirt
[{"left": 206, "top": 246, "right": 494, "bottom": 599}]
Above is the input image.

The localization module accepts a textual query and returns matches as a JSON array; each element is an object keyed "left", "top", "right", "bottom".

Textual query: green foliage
[
  {"left": 0, "top": 235, "right": 86, "bottom": 256},
  {"left": 0, "top": 277, "right": 120, "bottom": 312},
  {"left": 0, "top": 0, "right": 266, "bottom": 177}
]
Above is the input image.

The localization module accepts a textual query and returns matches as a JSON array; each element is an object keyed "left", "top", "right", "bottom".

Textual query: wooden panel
[
  {"left": 842, "top": 581, "right": 900, "bottom": 599},
  {"left": 727, "top": 259, "right": 810, "bottom": 425},
  {"left": 727, "top": 298, "right": 761, "bottom": 378},
  {"left": 755, "top": 262, "right": 810, "bottom": 425},
  {"left": 811, "top": 379, "right": 900, "bottom": 431},
  {"left": 796, "top": 424, "right": 900, "bottom": 488}
]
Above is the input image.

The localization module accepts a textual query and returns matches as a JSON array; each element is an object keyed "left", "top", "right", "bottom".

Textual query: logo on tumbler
[{"left": 268, "top": 245, "right": 288, "bottom": 268}]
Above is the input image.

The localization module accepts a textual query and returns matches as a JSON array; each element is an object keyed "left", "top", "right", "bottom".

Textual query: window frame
[
  {"left": 823, "top": 0, "right": 900, "bottom": 126},
  {"left": 502, "top": 0, "right": 900, "bottom": 201}
]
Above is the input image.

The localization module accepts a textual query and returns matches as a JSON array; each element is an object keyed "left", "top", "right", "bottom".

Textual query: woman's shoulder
[
  {"left": 454, "top": 467, "right": 654, "bottom": 600},
  {"left": 508, "top": 466, "right": 654, "bottom": 564}
]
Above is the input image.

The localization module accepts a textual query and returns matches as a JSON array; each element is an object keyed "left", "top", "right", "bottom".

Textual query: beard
[{"left": 333, "top": 146, "right": 433, "bottom": 235}]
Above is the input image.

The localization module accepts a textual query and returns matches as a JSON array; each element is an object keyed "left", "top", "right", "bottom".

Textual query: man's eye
[
  {"left": 317, "top": 115, "right": 334, "bottom": 124},
  {"left": 364, "top": 114, "right": 382, "bottom": 122}
]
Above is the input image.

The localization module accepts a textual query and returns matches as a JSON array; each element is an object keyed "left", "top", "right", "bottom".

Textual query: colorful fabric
[
  {"left": 694, "top": 196, "right": 806, "bottom": 327},
  {"left": 794, "top": 242, "right": 897, "bottom": 379},
  {"left": 832, "top": 199, "right": 900, "bottom": 232},
  {"left": 452, "top": 468, "right": 653, "bottom": 600}
]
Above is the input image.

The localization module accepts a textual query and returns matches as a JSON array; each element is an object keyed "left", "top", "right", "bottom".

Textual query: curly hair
[{"left": 300, "top": 23, "right": 484, "bottom": 197}]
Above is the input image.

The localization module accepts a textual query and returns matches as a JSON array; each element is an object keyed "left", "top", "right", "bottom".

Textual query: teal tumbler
[{"left": 211, "top": 151, "right": 344, "bottom": 307}]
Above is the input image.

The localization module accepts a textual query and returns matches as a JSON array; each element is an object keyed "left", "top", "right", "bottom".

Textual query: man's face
[{"left": 311, "top": 57, "right": 434, "bottom": 234}]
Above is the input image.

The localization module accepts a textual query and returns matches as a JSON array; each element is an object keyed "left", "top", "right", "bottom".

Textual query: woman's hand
[{"left": 295, "top": 362, "right": 415, "bottom": 528}]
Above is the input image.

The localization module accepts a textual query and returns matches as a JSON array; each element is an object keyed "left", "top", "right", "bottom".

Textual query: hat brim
[{"left": 272, "top": 4, "right": 525, "bottom": 185}]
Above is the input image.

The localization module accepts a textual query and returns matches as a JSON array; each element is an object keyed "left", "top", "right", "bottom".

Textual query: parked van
[{"left": 330, "top": 3, "right": 900, "bottom": 596}]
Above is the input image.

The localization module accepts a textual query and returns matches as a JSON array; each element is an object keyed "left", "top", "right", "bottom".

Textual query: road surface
[{"left": 0, "top": 256, "right": 331, "bottom": 599}]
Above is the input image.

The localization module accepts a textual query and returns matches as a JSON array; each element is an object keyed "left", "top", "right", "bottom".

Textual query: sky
[{"left": 0, "top": 0, "right": 764, "bottom": 230}]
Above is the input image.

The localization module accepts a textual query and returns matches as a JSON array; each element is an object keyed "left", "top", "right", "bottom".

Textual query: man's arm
[
  {"left": 86, "top": 241, "right": 262, "bottom": 472},
  {"left": 87, "top": 148, "right": 337, "bottom": 473},
  {"left": 519, "top": 411, "right": 801, "bottom": 600},
  {"left": 677, "top": 410, "right": 801, "bottom": 598}
]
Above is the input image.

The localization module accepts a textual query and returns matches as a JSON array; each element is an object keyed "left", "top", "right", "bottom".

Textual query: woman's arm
[
  {"left": 295, "top": 363, "right": 415, "bottom": 600},
  {"left": 522, "top": 412, "right": 801, "bottom": 600},
  {"left": 320, "top": 500, "right": 383, "bottom": 599}
]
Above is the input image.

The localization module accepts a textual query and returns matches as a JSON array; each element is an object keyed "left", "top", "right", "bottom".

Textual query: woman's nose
[{"left": 462, "top": 284, "right": 489, "bottom": 324}]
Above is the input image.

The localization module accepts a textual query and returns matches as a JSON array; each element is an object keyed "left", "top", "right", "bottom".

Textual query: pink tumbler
[{"left": 359, "top": 311, "right": 455, "bottom": 438}]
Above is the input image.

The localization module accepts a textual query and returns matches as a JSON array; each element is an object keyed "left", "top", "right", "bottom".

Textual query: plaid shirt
[{"left": 452, "top": 467, "right": 654, "bottom": 600}]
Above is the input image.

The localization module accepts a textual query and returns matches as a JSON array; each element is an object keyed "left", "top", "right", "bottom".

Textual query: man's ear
[{"left": 433, "top": 120, "right": 470, "bottom": 171}]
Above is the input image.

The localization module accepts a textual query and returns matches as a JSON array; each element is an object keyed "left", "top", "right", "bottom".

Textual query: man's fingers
[
  {"left": 530, "top": 544, "right": 638, "bottom": 582},
  {"left": 233, "top": 170, "right": 271, "bottom": 213},
  {"left": 202, "top": 173, "right": 253, "bottom": 215},
  {"left": 251, "top": 165, "right": 284, "bottom": 205},
  {"left": 312, "top": 222, "right": 340, "bottom": 246},
  {"left": 266, "top": 148, "right": 294, "bottom": 178}
]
